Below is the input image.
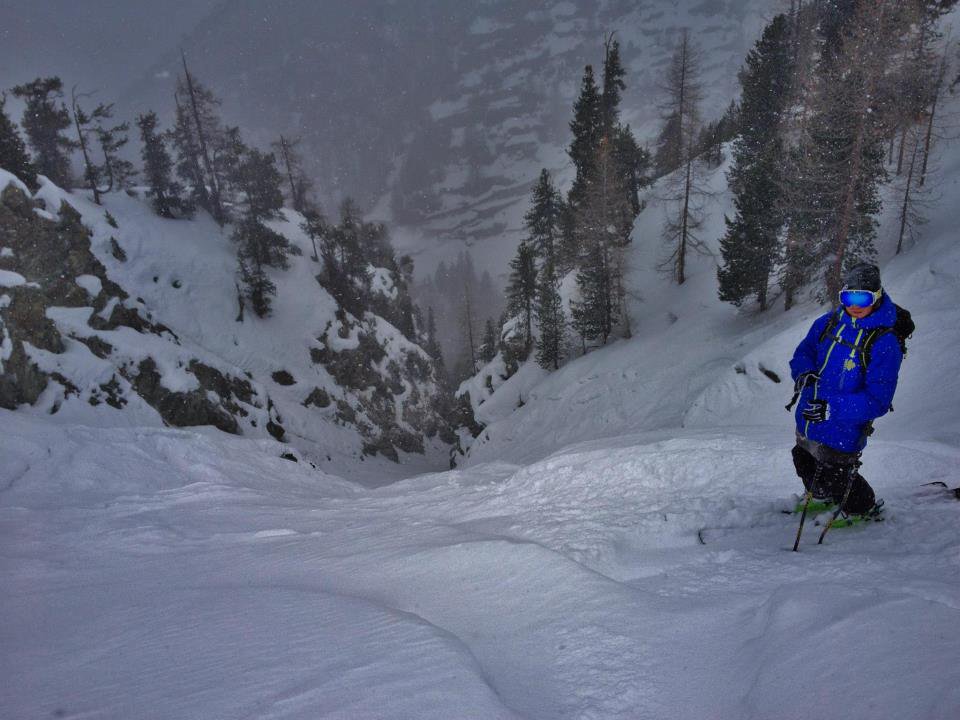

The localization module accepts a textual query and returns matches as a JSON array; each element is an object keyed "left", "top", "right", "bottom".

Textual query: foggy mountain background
[{"left": 1, "top": 0, "right": 773, "bottom": 279}]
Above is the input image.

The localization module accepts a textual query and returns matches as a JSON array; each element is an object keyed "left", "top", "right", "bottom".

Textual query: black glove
[
  {"left": 801, "top": 399, "right": 829, "bottom": 423},
  {"left": 793, "top": 371, "right": 819, "bottom": 392}
]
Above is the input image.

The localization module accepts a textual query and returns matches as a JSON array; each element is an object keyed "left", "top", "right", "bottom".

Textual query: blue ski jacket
[{"left": 789, "top": 293, "right": 903, "bottom": 453}]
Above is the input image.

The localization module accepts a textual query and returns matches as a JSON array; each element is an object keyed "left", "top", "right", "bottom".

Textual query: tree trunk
[
  {"left": 464, "top": 289, "right": 476, "bottom": 370},
  {"left": 897, "top": 134, "right": 920, "bottom": 254},
  {"left": 896, "top": 125, "right": 907, "bottom": 175},
  {"left": 235, "top": 282, "right": 245, "bottom": 322},
  {"left": 678, "top": 157, "right": 692, "bottom": 285},
  {"left": 919, "top": 68, "right": 942, "bottom": 188}
]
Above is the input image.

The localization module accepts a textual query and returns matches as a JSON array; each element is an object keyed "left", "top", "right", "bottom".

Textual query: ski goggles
[{"left": 839, "top": 288, "right": 881, "bottom": 308}]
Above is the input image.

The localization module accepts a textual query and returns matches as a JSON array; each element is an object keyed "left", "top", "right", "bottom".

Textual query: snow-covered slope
[
  {"left": 2, "top": 379, "right": 958, "bottom": 718},
  {"left": 456, "top": 128, "right": 960, "bottom": 470},
  {"left": 3, "top": 135, "right": 959, "bottom": 715},
  {"left": 0, "top": 172, "right": 451, "bottom": 483}
]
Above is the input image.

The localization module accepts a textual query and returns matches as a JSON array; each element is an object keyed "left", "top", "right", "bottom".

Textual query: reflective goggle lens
[{"left": 839, "top": 289, "right": 878, "bottom": 307}]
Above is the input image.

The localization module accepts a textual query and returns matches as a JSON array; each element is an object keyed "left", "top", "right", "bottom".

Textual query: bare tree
[
  {"left": 654, "top": 29, "right": 704, "bottom": 177},
  {"left": 271, "top": 134, "right": 313, "bottom": 212},
  {"left": 656, "top": 30, "right": 709, "bottom": 285}
]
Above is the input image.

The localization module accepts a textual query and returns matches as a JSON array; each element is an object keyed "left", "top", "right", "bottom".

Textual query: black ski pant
[{"left": 791, "top": 444, "right": 876, "bottom": 515}]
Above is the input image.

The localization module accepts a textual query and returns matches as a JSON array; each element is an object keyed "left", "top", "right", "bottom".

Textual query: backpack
[{"left": 818, "top": 304, "right": 915, "bottom": 371}]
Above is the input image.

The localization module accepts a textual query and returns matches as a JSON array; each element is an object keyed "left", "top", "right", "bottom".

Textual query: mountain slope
[
  {"left": 455, "top": 116, "right": 960, "bottom": 471},
  {"left": 0, "top": 170, "right": 452, "bottom": 482},
  {"left": 123, "top": 0, "right": 772, "bottom": 275}
]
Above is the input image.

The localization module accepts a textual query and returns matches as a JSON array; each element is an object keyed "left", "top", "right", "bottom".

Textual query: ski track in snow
[{"left": 2, "top": 414, "right": 958, "bottom": 720}]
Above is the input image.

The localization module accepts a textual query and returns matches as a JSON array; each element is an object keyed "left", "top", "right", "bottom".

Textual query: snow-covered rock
[{"left": 0, "top": 176, "right": 453, "bottom": 479}]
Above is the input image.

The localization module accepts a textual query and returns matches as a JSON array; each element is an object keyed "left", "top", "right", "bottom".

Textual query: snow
[
  {"left": 2, "top": 408, "right": 958, "bottom": 719},
  {"left": 0, "top": 246, "right": 13, "bottom": 258},
  {"left": 368, "top": 265, "right": 398, "bottom": 299},
  {"left": 74, "top": 274, "right": 102, "bottom": 298},
  {"left": 0, "top": 269, "right": 26, "bottom": 287},
  {"left": 3, "top": 178, "right": 447, "bottom": 481},
  {"left": 0, "top": 167, "right": 29, "bottom": 194},
  {"left": 428, "top": 95, "right": 469, "bottom": 121},
  {"left": 4, "top": 13, "right": 960, "bottom": 719}
]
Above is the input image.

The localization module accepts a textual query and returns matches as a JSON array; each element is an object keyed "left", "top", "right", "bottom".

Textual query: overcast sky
[{"left": 0, "top": 0, "right": 222, "bottom": 94}]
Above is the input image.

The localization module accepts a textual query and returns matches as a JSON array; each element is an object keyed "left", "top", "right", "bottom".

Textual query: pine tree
[
  {"left": 777, "top": 0, "right": 822, "bottom": 310},
  {"left": 319, "top": 198, "right": 372, "bottom": 317},
  {"left": 571, "top": 137, "right": 629, "bottom": 343},
  {"left": 11, "top": 77, "right": 75, "bottom": 188},
  {"left": 718, "top": 14, "right": 794, "bottom": 310},
  {"left": 601, "top": 35, "right": 626, "bottom": 136},
  {"left": 69, "top": 90, "right": 109, "bottom": 204},
  {"left": 232, "top": 148, "right": 291, "bottom": 318},
  {"left": 271, "top": 135, "right": 312, "bottom": 212},
  {"left": 571, "top": 235, "right": 615, "bottom": 347},
  {"left": 98, "top": 119, "right": 135, "bottom": 192},
  {"left": 568, "top": 65, "right": 603, "bottom": 212},
  {"left": 232, "top": 147, "right": 284, "bottom": 222},
  {"left": 479, "top": 318, "right": 497, "bottom": 364},
  {"left": 424, "top": 306, "right": 442, "bottom": 360},
  {"left": 173, "top": 54, "right": 227, "bottom": 223},
  {"left": 506, "top": 242, "right": 538, "bottom": 352},
  {"left": 212, "top": 126, "right": 247, "bottom": 213},
  {"left": 236, "top": 219, "right": 288, "bottom": 318},
  {"left": 556, "top": 199, "right": 579, "bottom": 276},
  {"left": 611, "top": 124, "right": 649, "bottom": 218},
  {"left": 171, "top": 92, "right": 209, "bottom": 213},
  {"left": 804, "top": 1, "right": 908, "bottom": 298},
  {"left": 0, "top": 94, "right": 36, "bottom": 188},
  {"left": 300, "top": 206, "right": 327, "bottom": 262},
  {"left": 137, "top": 111, "right": 187, "bottom": 218},
  {"left": 524, "top": 169, "right": 563, "bottom": 266},
  {"left": 535, "top": 257, "right": 565, "bottom": 370},
  {"left": 70, "top": 90, "right": 134, "bottom": 204}
]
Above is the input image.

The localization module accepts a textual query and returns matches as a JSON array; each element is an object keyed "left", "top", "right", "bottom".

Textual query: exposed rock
[
  {"left": 109, "top": 237, "right": 127, "bottom": 262},
  {"left": 303, "top": 387, "right": 331, "bottom": 408},
  {"left": 0, "top": 183, "right": 264, "bottom": 434},
  {"left": 271, "top": 369, "right": 295, "bottom": 386},
  {"left": 266, "top": 420, "right": 286, "bottom": 441},
  {"left": 127, "top": 358, "right": 239, "bottom": 434},
  {"left": 76, "top": 335, "right": 113, "bottom": 359}
]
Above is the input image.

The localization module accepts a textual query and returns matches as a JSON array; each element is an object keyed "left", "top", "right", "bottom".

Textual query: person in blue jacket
[{"left": 788, "top": 263, "right": 902, "bottom": 516}]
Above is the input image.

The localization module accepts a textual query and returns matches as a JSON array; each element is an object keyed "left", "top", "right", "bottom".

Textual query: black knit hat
[{"left": 842, "top": 263, "right": 881, "bottom": 292}]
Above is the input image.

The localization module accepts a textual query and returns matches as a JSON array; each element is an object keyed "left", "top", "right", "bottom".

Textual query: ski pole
[
  {"left": 792, "top": 490, "right": 813, "bottom": 552},
  {"left": 785, "top": 373, "right": 817, "bottom": 412},
  {"left": 817, "top": 456, "right": 860, "bottom": 545},
  {"left": 793, "top": 460, "right": 824, "bottom": 552}
]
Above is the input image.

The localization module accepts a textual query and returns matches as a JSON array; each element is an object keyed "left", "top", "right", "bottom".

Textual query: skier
[{"left": 788, "top": 263, "right": 903, "bottom": 520}]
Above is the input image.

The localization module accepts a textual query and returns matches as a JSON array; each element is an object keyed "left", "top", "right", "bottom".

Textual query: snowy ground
[
  {"left": 6, "top": 46, "right": 960, "bottom": 720},
  {"left": 5, "top": 169, "right": 960, "bottom": 718},
  {"left": 2, "top": 411, "right": 958, "bottom": 719}
]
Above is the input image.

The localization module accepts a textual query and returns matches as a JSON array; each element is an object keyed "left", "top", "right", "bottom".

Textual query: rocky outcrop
[{"left": 0, "top": 182, "right": 270, "bottom": 433}]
